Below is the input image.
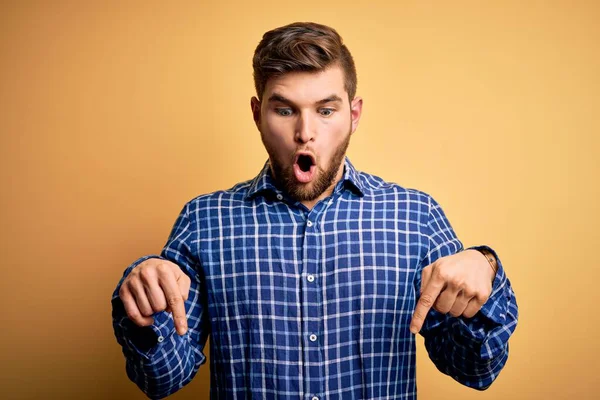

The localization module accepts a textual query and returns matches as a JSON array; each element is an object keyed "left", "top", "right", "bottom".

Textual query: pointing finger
[
  {"left": 159, "top": 269, "right": 188, "bottom": 335},
  {"left": 410, "top": 277, "right": 444, "bottom": 334}
]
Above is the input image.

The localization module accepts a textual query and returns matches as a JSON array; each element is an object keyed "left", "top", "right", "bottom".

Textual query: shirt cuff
[
  {"left": 112, "top": 298, "right": 177, "bottom": 359},
  {"left": 465, "top": 245, "right": 510, "bottom": 326}
]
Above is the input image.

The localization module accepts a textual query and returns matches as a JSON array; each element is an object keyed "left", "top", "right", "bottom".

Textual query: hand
[
  {"left": 119, "top": 258, "right": 191, "bottom": 335},
  {"left": 410, "top": 250, "right": 495, "bottom": 334}
]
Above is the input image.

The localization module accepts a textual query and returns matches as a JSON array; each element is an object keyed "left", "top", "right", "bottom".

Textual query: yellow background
[{"left": 1, "top": 1, "right": 598, "bottom": 399}]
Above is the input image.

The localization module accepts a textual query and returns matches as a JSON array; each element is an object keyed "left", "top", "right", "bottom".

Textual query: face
[{"left": 251, "top": 64, "right": 363, "bottom": 203}]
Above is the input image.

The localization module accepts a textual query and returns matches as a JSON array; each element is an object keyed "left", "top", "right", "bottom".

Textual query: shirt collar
[
  {"left": 245, "top": 160, "right": 279, "bottom": 200},
  {"left": 339, "top": 157, "right": 365, "bottom": 197},
  {"left": 245, "top": 157, "right": 365, "bottom": 201}
]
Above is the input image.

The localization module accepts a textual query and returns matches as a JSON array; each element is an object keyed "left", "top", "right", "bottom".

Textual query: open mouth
[
  {"left": 297, "top": 154, "right": 314, "bottom": 172},
  {"left": 293, "top": 153, "right": 316, "bottom": 183}
]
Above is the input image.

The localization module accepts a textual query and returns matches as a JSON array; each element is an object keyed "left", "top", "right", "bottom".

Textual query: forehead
[{"left": 264, "top": 65, "right": 347, "bottom": 104}]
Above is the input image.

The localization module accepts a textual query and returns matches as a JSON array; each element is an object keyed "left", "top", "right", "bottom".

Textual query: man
[{"left": 111, "top": 22, "right": 518, "bottom": 400}]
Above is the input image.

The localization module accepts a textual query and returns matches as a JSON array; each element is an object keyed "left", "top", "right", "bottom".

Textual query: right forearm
[
  {"left": 111, "top": 251, "right": 207, "bottom": 398},
  {"left": 113, "top": 206, "right": 208, "bottom": 397}
]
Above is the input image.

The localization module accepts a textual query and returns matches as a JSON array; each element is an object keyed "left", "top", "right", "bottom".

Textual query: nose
[{"left": 294, "top": 112, "right": 315, "bottom": 144}]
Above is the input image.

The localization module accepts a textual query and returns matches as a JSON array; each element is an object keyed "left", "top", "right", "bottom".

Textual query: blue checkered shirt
[{"left": 112, "top": 158, "right": 518, "bottom": 399}]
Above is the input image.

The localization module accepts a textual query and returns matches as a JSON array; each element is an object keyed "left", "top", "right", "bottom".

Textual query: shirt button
[
  {"left": 307, "top": 221, "right": 313, "bottom": 227},
  {"left": 312, "top": 396, "right": 319, "bottom": 400},
  {"left": 157, "top": 336, "right": 164, "bottom": 343},
  {"left": 276, "top": 194, "right": 283, "bottom": 200},
  {"left": 309, "top": 334, "right": 317, "bottom": 342},
  {"left": 307, "top": 274, "right": 315, "bottom": 283}
]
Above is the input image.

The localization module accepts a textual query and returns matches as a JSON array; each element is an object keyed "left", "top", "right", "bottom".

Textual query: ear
[
  {"left": 251, "top": 96, "right": 261, "bottom": 129},
  {"left": 349, "top": 96, "right": 363, "bottom": 135}
]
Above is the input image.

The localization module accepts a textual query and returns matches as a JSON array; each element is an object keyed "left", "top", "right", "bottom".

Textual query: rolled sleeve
[
  {"left": 111, "top": 255, "right": 180, "bottom": 358},
  {"left": 466, "top": 245, "right": 510, "bottom": 326}
]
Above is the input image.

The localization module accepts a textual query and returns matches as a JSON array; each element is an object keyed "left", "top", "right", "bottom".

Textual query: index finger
[
  {"left": 410, "top": 277, "right": 444, "bottom": 334},
  {"left": 158, "top": 269, "right": 188, "bottom": 335}
]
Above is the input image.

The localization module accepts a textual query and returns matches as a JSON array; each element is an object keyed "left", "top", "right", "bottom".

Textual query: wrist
[{"left": 473, "top": 248, "right": 498, "bottom": 282}]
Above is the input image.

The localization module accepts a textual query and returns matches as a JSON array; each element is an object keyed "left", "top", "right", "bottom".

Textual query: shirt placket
[{"left": 301, "top": 209, "right": 324, "bottom": 400}]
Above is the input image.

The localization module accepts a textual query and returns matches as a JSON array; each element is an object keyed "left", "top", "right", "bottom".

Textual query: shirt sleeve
[
  {"left": 415, "top": 195, "right": 519, "bottom": 390},
  {"left": 111, "top": 202, "right": 211, "bottom": 399}
]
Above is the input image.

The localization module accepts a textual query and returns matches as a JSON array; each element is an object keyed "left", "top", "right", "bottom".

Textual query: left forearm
[{"left": 422, "top": 261, "right": 519, "bottom": 389}]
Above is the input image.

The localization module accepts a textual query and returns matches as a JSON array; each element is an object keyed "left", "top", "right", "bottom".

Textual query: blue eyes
[
  {"left": 275, "top": 108, "right": 293, "bottom": 116},
  {"left": 275, "top": 108, "right": 334, "bottom": 117}
]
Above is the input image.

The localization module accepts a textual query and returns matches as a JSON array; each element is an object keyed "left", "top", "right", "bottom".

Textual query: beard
[{"left": 262, "top": 130, "right": 351, "bottom": 202}]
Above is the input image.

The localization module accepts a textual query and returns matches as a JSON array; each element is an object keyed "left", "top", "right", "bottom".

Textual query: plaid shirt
[{"left": 112, "top": 158, "right": 518, "bottom": 399}]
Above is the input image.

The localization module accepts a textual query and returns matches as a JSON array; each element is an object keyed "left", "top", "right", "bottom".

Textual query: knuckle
[
  {"left": 126, "top": 309, "right": 141, "bottom": 322},
  {"left": 434, "top": 267, "right": 449, "bottom": 282},
  {"left": 141, "top": 308, "right": 154, "bottom": 317},
  {"left": 433, "top": 303, "right": 448, "bottom": 314},
  {"left": 122, "top": 277, "right": 136, "bottom": 288},
  {"left": 419, "top": 295, "right": 435, "bottom": 308},
  {"left": 167, "top": 296, "right": 182, "bottom": 307},
  {"left": 449, "top": 276, "right": 464, "bottom": 288},
  {"left": 449, "top": 304, "right": 465, "bottom": 317},
  {"left": 126, "top": 281, "right": 143, "bottom": 296},
  {"left": 153, "top": 296, "right": 167, "bottom": 310},
  {"left": 130, "top": 262, "right": 148, "bottom": 277},
  {"left": 157, "top": 262, "right": 172, "bottom": 273},
  {"left": 476, "top": 292, "right": 489, "bottom": 304},
  {"left": 123, "top": 281, "right": 138, "bottom": 296},
  {"left": 139, "top": 267, "right": 156, "bottom": 281},
  {"left": 135, "top": 317, "right": 153, "bottom": 327}
]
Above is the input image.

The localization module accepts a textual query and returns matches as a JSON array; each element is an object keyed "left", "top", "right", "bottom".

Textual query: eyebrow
[{"left": 267, "top": 93, "right": 343, "bottom": 106}]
